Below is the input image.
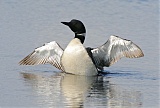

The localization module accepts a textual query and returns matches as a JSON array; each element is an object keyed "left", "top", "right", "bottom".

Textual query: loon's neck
[{"left": 75, "top": 33, "right": 86, "bottom": 44}]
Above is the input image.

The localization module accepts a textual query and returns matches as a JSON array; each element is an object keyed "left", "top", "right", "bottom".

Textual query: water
[{"left": 0, "top": 0, "right": 159, "bottom": 108}]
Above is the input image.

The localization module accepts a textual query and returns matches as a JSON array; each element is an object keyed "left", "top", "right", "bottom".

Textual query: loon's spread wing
[
  {"left": 19, "top": 41, "right": 64, "bottom": 71},
  {"left": 91, "top": 35, "right": 144, "bottom": 70}
]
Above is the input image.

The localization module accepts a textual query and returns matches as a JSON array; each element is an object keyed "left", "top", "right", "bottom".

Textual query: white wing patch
[
  {"left": 91, "top": 35, "right": 144, "bottom": 69},
  {"left": 19, "top": 41, "right": 64, "bottom": 71}
]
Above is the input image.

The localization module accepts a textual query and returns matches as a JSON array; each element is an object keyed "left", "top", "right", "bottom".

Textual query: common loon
[{"left": 19, "top": 19, "right": 144, "bottom": 76}]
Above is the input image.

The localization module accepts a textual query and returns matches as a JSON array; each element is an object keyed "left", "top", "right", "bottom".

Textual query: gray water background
[{"left": 0, "top": 0, "right": 159, "bottom": 108}]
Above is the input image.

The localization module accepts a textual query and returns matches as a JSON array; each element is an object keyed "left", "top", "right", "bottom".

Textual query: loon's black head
[{"left": 61, "top": 19, "right": 86, "bottom": 44}]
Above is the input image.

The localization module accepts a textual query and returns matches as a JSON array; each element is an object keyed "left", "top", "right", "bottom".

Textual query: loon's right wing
[
  {"left": 91, "top": 35, "right": 144, "bottom": 70},
  {"left": 19, "top": 41, "right": 64, "bottom": 71}
]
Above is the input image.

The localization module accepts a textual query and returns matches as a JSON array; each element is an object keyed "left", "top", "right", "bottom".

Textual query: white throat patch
[{"left": 77, "top": 33, "right": 86, "bottom": 37}]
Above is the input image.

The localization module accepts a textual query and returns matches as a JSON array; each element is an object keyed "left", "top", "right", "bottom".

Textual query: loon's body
[
  {"left": 19, "top": 19, "right": 144, "bottom": 76},
  {"left": 61, "top": 38, "right": 97, "bottom": 76}
]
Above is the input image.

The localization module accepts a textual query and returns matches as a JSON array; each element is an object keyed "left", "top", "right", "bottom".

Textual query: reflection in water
[
  {"left": 61, "top": 74, "right": 98, "bottom": 107},
  {"left": 106, "top": 86, "right": 142, "bottom": 108},
  {"left": 22, "top": 72, "right": 63, "bottom": 107},
  {"left": 21, "top": 72, "right": 142, "bottom": 108}
]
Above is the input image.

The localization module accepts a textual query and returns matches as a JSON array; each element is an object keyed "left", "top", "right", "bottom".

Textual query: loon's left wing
[
  {"left": 19, "top": 41, "right": 64, "bottom": 71},
  {"left": 91, "top": 35, "right": 144, "bottom": 70}
]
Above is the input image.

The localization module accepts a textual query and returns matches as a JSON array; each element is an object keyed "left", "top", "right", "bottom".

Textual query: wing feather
[
  {"left": 91, "top": 35, "right": 144, "bottom": 70},
  {"left": 19, "top": 41, "right": 64, "bottom": 71}
]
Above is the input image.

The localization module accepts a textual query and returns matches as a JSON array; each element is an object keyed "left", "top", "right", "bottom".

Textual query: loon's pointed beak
[{"left": 61, "top": 22, "right": 69, "bottom": 26}]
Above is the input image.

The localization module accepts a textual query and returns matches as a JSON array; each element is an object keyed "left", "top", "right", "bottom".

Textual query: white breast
[{"left": 61, "top": 38, "right": 98, "bottom": 76}]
